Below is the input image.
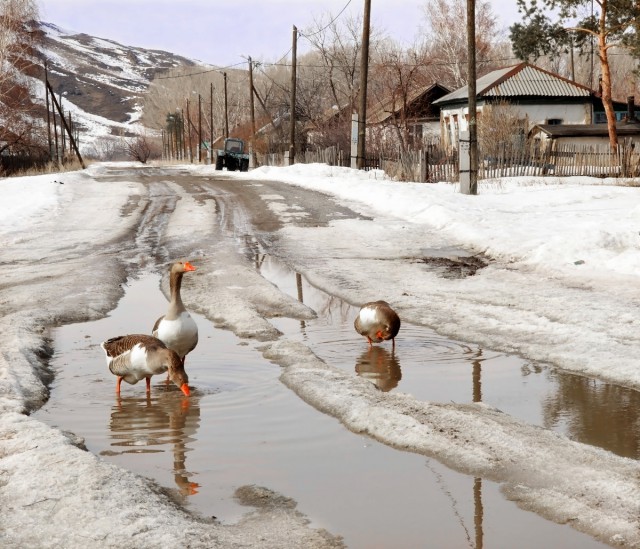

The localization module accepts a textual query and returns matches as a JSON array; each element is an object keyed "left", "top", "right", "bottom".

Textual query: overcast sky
[{"left": 38, "top": 0, "right": 522, "bottom": 68}]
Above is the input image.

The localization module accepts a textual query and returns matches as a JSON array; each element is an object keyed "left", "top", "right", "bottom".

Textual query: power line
[
  {"left": 260, "top": 56, "right": 523, "bottom": 70},
  {"left": 156, "top": 61, "right": 246, "bottom": 80},
  {"left": 259, "top": 0, "right": 354, "bottom": 68},
  {"left": 298, "top": 0, "right": 354, "bottom": 39}
]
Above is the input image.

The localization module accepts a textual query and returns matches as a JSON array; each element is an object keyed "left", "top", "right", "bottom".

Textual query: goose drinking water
[
  {"left": 101, "top": 334, "right": 190, "bottom": 396},
  {"left": 354, "top": 300, "right": 401, "bottom": 348}
]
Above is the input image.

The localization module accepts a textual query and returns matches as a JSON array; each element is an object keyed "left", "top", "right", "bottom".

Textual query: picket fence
[{"left": 258, "top": 139, "right": 640, "bottom": 182}]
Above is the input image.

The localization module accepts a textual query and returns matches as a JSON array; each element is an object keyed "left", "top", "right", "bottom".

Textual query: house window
[
  {"left": 595, "top": 112, "right": 628, "bottom": 123},
  {"left": 546, "top": 118, "right": 563, "bottom": 125}
]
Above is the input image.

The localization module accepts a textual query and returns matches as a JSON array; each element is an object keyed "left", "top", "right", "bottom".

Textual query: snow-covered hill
[{"left": 34, "top": 22, "right": 209, "bottom": 155}]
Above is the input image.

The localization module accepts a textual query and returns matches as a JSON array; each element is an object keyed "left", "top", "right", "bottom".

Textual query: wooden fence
[
  {"left": 478, "top": 139, "right": 640, "bottom": 179},
  {"left": 284, "top": 139, "right": 640, "bottom": 182}
]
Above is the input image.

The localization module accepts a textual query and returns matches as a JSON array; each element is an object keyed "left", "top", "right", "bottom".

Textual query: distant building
[
  {"left": 532, "top": 97, "right": 640, "bottom": 146},
  {"left": 366, "top": 83, "right": 451, "bottom": 147},
  {"left": 433, "top": 62, "right": 634, "bottom": 149}
]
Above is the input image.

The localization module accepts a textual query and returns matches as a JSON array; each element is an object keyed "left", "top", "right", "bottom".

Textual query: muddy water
[
  {"left": 259, "top": 255, "right": 640, "bottom": 460},
  {"left": 35, "top": 270, "right": 613, "bottom": 548}
]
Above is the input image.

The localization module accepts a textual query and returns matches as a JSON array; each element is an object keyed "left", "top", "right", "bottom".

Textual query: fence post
[{"left": 419, "top": 150, "right": 427, "bottom": 182}]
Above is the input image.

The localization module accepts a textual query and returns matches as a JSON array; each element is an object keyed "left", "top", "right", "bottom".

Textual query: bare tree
[
  {"left": 302, "top": 13, "right": 379, "bottom": 117},
  {"left": 477, "top": 100, "right": 528, "bottom": 157},
  {"left": 510, "top": 0, "right": 640, "bottom": 149},
  {"left": 368, "top": 39, "right": 435, "bottom": 153},
  {"left": 0, "top": 0, "right": 45, "bottom": 158},
  {"left": 142, "top": 66, "right": 250, "bottom": 151},
  {"left": 123, "top": 131, "right": 159, "bottom": 164},
  {"left": 420, "top": 0, "right": 502, "bottom": 88}
]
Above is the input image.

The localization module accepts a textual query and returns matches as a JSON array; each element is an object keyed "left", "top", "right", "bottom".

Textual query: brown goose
[
  {"left": 101, "top": 334, "right": 190, "bottom": 396},
  {"left": 354, "top": 300, "right": 401, "bottom": 348},
  {"left": 152, "top": 260, "right": 198, "bottom": 368}
]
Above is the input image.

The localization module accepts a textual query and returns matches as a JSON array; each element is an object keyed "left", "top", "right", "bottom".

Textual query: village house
[
  {"left": 433, "top": 62, "right": 633, "bottom": 149},
  {"left": 304, "top": 83, "right": 450, "bottom": 157},
  {"left": 366, "top": 83, "right": 451, "bottom": 148},
  {"left": 531, "top": 96, "right": 640, "bottom": 147}
]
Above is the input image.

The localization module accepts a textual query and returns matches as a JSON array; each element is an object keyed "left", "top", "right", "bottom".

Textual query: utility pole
[
  {"left": 52, "top": 93, "right": 59, "bottom": 165},
  {"left": 181, "top": 108, "right": 186, "bottom": 160},
  {"left": 198, "top": 93, "right": 202, "bottom": 163},
  {"left": 59, "top": 96, "right": 66, "bottom": 154},
  {"left": 210, "top": 82, "right": 214, "bottom": 157},
  {"left": 289, "top": 25, "right": 297, "bottom": 165},
  {"left": 464, "top": 0, "right": 478, "bottom": 195},
  {"left": 248, "top": 56, "right": 256, "bottom": 166},
  {"left": 356, "top": 0, "right": 371, "bottom": 170},
  {"left": 45, "top": 80, "right": 85, "bottom": 168},
  {"left": 186, "top": 99, "right": 193, "bottom": 162},
  {"left": 44, "top": 63, "right": 52, "bottom": 161},
  {"left": 223, "top": 72, "right": 229, "bottom": 138}
]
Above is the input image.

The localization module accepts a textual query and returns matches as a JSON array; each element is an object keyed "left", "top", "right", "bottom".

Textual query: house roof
[
  {"left": 532, "top": 121, "right": 640, "bottom": 138},
  {"left": 367, "top": 83, "right": 451, "bottom": 125},
  {"left": 433, "top": 63, "right": 593, "bottom": 106}
]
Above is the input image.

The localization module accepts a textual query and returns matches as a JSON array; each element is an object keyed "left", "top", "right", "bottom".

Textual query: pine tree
[{"left": 509, "top": 0, "right": 640, "bottom": 150}]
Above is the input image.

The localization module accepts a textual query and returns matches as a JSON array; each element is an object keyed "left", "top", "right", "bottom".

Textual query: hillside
[{"left": 35, "top": 22, "right": 210, "bottom": 155}]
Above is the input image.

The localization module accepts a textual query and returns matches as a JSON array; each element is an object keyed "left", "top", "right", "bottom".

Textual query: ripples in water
[{"left": 259, "top": 253, "right": 640, "bottom": 460}]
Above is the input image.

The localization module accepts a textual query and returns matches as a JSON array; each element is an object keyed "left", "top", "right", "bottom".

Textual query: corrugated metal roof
[
  {"left": 484, "top": 65, "right": 591, "bottom": 97},
  {"left": 367, "top": 82, "right": 451, "bottom": 124},
  {"left": 433, "top": 63, "right": 592, "bottom": 105},
  {"left": 433, "top": 66, "right": 512, "bottom": 104}
]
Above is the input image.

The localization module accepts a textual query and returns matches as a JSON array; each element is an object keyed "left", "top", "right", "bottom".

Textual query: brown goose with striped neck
[
  {"left": 354, "top": 300, "right": 401, "bottom": 348},
  {"left": 152, "top": 260, "right": 198, "bottom": 368},
  {"left": 101, "top": 334, "right": 190, "bottom": 395}
]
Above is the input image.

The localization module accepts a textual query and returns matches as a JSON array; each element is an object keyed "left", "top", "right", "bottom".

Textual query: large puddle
[
  {"left": 259, "top": 254, "right": 640, "bottom": 460},
  {"left": 34, "top": 262, "right": 626, "bottom": 547}
]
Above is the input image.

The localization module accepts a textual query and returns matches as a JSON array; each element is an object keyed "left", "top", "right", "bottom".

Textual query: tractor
[{"left": 214, "top": 138, "right": 250, "bottom": 172}]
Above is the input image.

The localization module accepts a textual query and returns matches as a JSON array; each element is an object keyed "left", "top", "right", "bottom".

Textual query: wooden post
[
  {"left": 210, "top": 82, "right": 214, "bottom": 159},
  {"left": 44, "top": 63, "right": 53, "bottom": 161},
  {"left": 356, "top": 0, "right": 371, "bottom": 170},
  {"left": 419, "top": 149, "right": 427, "bottom": 182},
  {"left": 463, "top": 0, "right": 478, "bottom": 195},
  {"left": 186, "top": 99, "right": 192, "bottom": 162},
  {"left": 223, "top": 72, "right": 229, "bottom": 139},
  {"left": 198, "top": 94, "right": 202, "bottom": 163},
  {"left": 45, "top": 81, "right": 85, "bottom": 168},
  {"left": 68, "top": 111, "right": 73, "bottom": 155},
  {"left": 60, "top": 103, "right": 66, "bottom": 156},
  {"left": 182, "top": 109, "right": 187, "bottom": 160},
  {"left": 51, "top": 90, "right": 59, "bottom": 165},
  {"left": 289, "top": 25, "right": 297, "bottom": 165},
  {"left": 248, "top": 56, "right": 256, "bottom": 167}
]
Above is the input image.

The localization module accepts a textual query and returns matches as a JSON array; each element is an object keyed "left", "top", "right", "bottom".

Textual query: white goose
[
  {"left": 152, "top": 260, "right": 198, "bottom": 368},
  {"left": 354, "top": 300, "right": 401, "bottom": 348},
  {"left": 101, "top": 334, "right": 190, "bottom": 396}
]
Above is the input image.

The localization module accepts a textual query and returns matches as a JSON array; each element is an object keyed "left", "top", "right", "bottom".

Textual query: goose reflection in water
[
  {"left": 106, "top": 389, "right": 201, "bottom": 497},
  {"left": 355, "top": 346, "right": 402, "bottom": 392}
]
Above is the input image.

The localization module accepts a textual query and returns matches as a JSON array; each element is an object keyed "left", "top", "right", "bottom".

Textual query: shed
[{"left": 531, "top": 121, "right": 640, "bottom": 146}]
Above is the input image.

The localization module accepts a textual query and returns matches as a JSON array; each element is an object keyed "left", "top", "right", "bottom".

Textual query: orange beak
[
  {"left": 184, "top": 261, "right": 197, "bottom": 272},
  {"left": 180, "top": 383, "right": 191, "bottom": 396}
]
